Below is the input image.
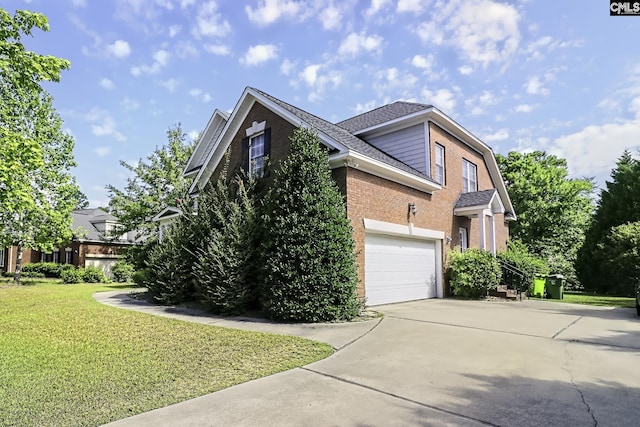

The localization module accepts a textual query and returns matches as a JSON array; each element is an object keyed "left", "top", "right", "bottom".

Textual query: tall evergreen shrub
[
  {"left": 259, "top": 127, "right": 361, "bottom": 322},
  {"left": 194, "top": 173, "right": 257, "bottom": 314}
]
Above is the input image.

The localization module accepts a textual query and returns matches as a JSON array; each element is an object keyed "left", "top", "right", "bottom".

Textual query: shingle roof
[
  {"left": 71, "top": 209, "right": 136, "bottom": 243},
  {"left": 455, "top": 189, "right": 497, "bottom": 209},
  {"left": 336, "top": 101, "right": 432, "bottom": 133},
  {"left": 250, "top": 88, "right": 436, "bottom": 183}
]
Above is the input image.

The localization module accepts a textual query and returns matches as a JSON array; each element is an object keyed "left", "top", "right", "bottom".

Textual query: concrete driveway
[{"left": 102, "top": 296, "right": 640, "bottom": 427}]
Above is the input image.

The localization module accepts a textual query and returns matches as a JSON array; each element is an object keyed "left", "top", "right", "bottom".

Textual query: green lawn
[
  {"left": 560, "top": 292, "right": 635, "bottom": 308},
  {"left": 0, "top": 281, "right": 333, "bottom": 427}
]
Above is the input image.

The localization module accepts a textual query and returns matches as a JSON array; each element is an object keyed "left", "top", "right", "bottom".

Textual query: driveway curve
[{"left": 98, "top": 293, "right": 640, "bottom": 427}]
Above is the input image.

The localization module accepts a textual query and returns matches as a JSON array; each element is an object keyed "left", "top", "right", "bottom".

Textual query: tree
[
  {"left": 259, "top": 127, "right": 362, "bottom": 322},
  {"left": 577, "top": 151, "right": 640, "bottom": 294},
  {"left": 107, "top": 124, "right": 194, "bottom": 238},
  {"left": 0, "top": 9, "right": 82, "bottom": 284},
  {"left": 496, "top": 151, "right": 594, "bottom": 283}
]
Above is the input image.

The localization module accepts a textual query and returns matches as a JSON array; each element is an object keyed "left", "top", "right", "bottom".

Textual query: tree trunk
[{"left": 14, "top": 243, "right": 23, "bottom": 285}]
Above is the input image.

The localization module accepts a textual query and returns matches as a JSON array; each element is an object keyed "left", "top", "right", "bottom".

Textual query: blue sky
[{"left": 4, "top": 0, "right": 640, "bottom": 207}]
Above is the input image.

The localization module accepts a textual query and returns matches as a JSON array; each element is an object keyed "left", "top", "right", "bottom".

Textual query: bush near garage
[
  {"left": 61, "top": 268, "right": 84, "bottom": 284},
  {"left": 448, "top": 248, "right": 501, "bottom": 299},
  {"left": 82, "top": 266, "right": 109, "bottom": 283},
  {"left": 111, "top": 260, "right": 135, "bottom": 283}
]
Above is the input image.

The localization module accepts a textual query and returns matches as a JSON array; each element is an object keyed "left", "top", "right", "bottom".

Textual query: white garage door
[
  {"left": 85, "top": 257, "right": 119, "bottom": 278},
  {"left": 365, "top": 234, "right": 437, "bottom": 306}
]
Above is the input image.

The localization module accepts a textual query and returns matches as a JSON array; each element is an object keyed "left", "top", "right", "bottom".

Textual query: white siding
[{"left": 366, "top": 123, "right": 427, "bottom": 174}]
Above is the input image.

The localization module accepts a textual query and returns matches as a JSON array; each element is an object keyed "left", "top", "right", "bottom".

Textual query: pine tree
[
  {"left": 259, "top": 127, "right": 361, "bottom": 322},
  {"left": 577, "top": 151, "right": 640, "bottom": 294}
]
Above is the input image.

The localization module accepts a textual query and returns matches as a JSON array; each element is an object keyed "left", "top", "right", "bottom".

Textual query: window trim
[
  {"left": 462, "top": 158, "right": 477, "bottom": 193},
  {"left": 459, "top": 227, "right": 468, "bottom": 252},
  {"left": 435, "top": 143, "right": 445, "bottom": 185},
  {"left": 249, "top": 132, "right": 265, "bottom": 176}
]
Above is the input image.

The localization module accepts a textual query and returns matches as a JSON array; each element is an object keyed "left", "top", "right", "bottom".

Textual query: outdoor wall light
[{"left": 408, "top": 202, "right": 417, "bottom": 216}]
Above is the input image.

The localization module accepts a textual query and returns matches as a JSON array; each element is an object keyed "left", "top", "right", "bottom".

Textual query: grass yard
[
  {"left": 561, "top": 292, "right": 635, "bottom": 308},
  {"left": 0, "top": 281, "right": 333, "bottom": 427}
]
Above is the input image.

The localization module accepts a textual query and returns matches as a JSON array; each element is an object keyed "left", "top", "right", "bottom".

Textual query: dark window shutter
[
  {"left": 263, "top": 128, "right": 271, "bottom": 157},
  {"left": 241, "top": 137, "right": 249, "bottom": 172}
]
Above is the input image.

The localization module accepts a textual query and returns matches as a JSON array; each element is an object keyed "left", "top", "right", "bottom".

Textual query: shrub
[
  {"left": 195, "top": 175, "right": 257, "bottom": 315},
  {"left": 258, "top": 127, "right": 362, "bottom": 322},
  {"left": 144, "top": 209, "right": 202, "bottom": 305},
  {"left": 497, "top": 240, "right": 549, "bottom": 292},
  {"left": 83, "top": 266, "right": 107, "bottom": 283},
  {"left": 131, "top": 268, "right": 151, "bottom": 287},
  {"left": 111, "top": 261, "right": 135, "bottom": 283},
  {"left": 22, "top": 262, "right": 66, "bottom": 278},
  {"left": 61, "top": 268, "right": 84, "bottom": 284},
  {"left": 595, "top": 222, "right": 640, "bottom": 296},
  {"left": 448, "top": 248, "right": 501, "bottom": 299}
]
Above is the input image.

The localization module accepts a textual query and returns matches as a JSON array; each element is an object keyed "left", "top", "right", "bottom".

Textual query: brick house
[
  {"left": 170, "top": 87, "right": 515, "bottom": 306},
  {"left": 1, "top": 208, "right": 137, "bottom": 277}
]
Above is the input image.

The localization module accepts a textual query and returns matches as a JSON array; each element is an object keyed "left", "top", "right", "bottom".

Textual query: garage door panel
[{"left": 365, "top": 234, "right": 438, "bottom": 306}]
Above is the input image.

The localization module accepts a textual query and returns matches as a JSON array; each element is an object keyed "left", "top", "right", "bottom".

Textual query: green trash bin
[
  {"left": 545, "top": 274, "right": 565, "bottom": 299},
  {"left": 532, "top": 275, "right": 546, "bottom": 298}
]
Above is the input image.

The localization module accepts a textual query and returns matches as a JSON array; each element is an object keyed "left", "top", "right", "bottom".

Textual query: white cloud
[
  {"left": 411, "top": 54, "right": 434, "bottom": 71},
  {"left": 94, "top": 146, "right": 112, "bottom": 157},
  {"left": 353, "top": 100, "right": 378, "bottom": 114},
  {"left": 338, "top": 32, "right": 384, "bottom": 58},
  {"left": 364, "top": 0, "right": 391, "bottom": 18},
  {"left": 548, "top": 94, "right": 640, "bottom": 181},
  {"left": 169, "top": 25, "right": 181, "bottom": 37},
  {"left": 525, "top": 36, "right": 584, "bottom": 61},
  {"left": 193, "top": 1, "right": 232, "bottom": 38},
  {"left": 204, "top": 44, "right": 231, "bottom": 55},
  {"left": 245, "top": 0, "right": 303, "bottom": 26},
  {"left": 525, "top": 76, "right": 549, "bottom": 96},
  {"left": 130, "top": 49, "right": 170, "bottom": 76},
  {"left": 415, "top": 0, "right": 520, "bottom": 69},
  {"left": 373, "top": 67, "right": 419, "bottom": 98},
  {"left": 422, "top": 87, "right": 456, "bottom": 114},
  {"left": 181, "top": 0, "right": 195, "bottom": 8},
  {"left": 297, "top": 63, "right": 343, "bottom": 102},
  {"left": 159, "top": 78, "right": 181, "bottom": 92},
  {"left": 240, "top": 44, "right": 278, "bottom": 66},
  {"left": 121, "top": 97, "right": 140, "bottom": 111},
  {"left": 175, "top": 41, "right": 199, "bottom": 58},
  {"left": 319, "top": 3, "right": 343, "bottom": 30},
  {"left": 85, "top": 108, "right": 127, "bottom": 142},
  {"left": 458, "top": 65, "right": 473, "bottom": 75},
  {"left": 188, "top": 130, "right": 200, "bottom": 141},
  {"left": 71, "top": 0, "right": 87, "bottom": 6},
  {"left": 99, "top": 78, "right": 115, "bottom": 90},
  {"left": 397, "top": 0, "right": 426, "bottom": 14},
  {"left": 465, "top": 90, "right": 498, "bottom": 115},
  {"left": 482, "top": 128, "right": 509, "bottom": 142},
  {"left": 280, "top": 58, "right": 296, "bottom": 75},
  {"left": 188, "top": 88, "right": 212, "bottom": 103},
  {"left": 514, "top": 103, "right": 536, "bottom": 113},
  {"left": 105, "top": 39, "right": 131, "bottom": 58}
]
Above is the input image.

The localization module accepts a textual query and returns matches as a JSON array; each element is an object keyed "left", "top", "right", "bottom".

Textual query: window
[
  {"left": 52, "top": 251, "right": 60, "bottom": 264},
  {"left": 459, "top": 227, "right": 468, "bottom": 251},
  {"left": 249, "top": 133, "right": 265, "bottom": 176},
  {"left": 65, "top": 250, "right": 73, "bottom": 265},
  {"left": 462, "top": 159, "right": 477, "bottom": 193},
  {"left": 242, "top": 127, "right": 270, "bottom": 176},
  {"left": 435, "top": 144, "right": 445, "bottom": 185},
  {"left": 0, "top": 248, "right": 5, "bottom": 268}
]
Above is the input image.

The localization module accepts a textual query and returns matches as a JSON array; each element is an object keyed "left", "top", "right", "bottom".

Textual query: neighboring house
[
  {"left": 160, "top": 87, "right": 516, "bottom": 306},
  {"left": 1, "top": 208, "right": 138, "bottom": 277}
]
